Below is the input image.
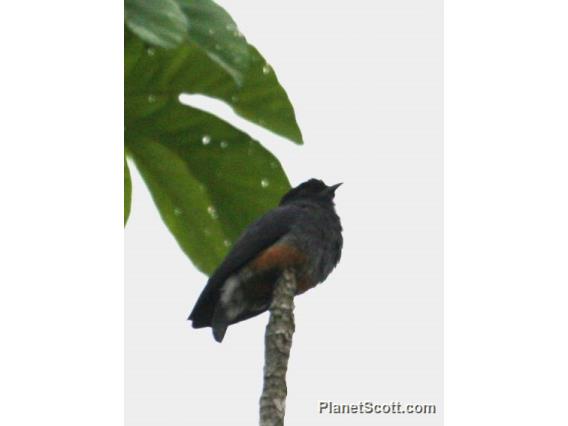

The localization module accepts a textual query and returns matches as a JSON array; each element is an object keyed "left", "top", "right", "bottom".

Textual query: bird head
[{"left": 280, "top": 178, "right": 342, "bottom": 205}]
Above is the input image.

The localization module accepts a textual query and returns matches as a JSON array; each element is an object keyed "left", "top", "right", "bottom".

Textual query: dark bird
[{"left": 188, "top": 178, "right": 343, "bottom": 342}]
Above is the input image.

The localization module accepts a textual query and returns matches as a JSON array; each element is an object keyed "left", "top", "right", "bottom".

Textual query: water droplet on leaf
[
  {"left": 147, "top": 95, "right": 156, "bottom": 103},
  {"left": 261, "top": 178, "right": 270, "bottom": 188},
  {"left": 220, "top": 141, "right": 228, "bottom": 149},
  {"left": 146, "top": 48, "right": 155, "bottom": 57},
  {"left": 173, "top": 207, "right": 182, "bottom": 216},
  {"left": 262, "top": 64, "right": 271, "bottom": 75},
  {"left": 201, "top": 135, "right": 211, "bottom": 145},
  {"left": 207, "top": 206, "right": 218, "bottom": 219},
  {"left": 223, "top": 239, "right": 231, "bottom": 247}
]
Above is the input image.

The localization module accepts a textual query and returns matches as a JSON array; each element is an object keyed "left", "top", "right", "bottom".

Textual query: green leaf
[
  {"left": 126, "top": 101, "right": 291, "bottom": 274},
  {"left": 125, "top": 0, "right": 188, "bottom": 49},
  {"left": 178, "top": 0, "right": 250, "bottom": 85},
  {"left": 124, "top": 158, "right": 132, "bottom": 225},
  {"left": 124, "top": 5, "right": 303, "bottom": 273},
  {"left": 125, "top": 28, "right": 303, "bottom": 144}
]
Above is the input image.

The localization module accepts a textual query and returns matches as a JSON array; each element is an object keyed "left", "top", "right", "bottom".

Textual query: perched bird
[{"left": 189, "top": 178, "right": 343, "bottom": 342}]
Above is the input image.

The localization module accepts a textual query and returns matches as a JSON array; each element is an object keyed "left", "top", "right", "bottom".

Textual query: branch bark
[{"left": 259, "top": 268, "right": 296, "bottom": 426}]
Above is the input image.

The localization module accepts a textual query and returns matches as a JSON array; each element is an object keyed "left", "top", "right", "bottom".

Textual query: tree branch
[{"left": 259, "top": 268, "right": 296, "bottom": 426}]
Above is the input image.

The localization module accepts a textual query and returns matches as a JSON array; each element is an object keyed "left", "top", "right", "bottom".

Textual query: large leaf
[
  {"left": 126, "top": 101, "right": 291, "bottom": 274},
  {"left": 125, "top": 0, "right": 188, "bottom": 49},
  {"left": 125, "top": 28, "right": 303, "bottom": 144},
  {"left": 125, "top": 158, "right": 132, "bottom": 225},
  {"left": 124, "top": 4, "right": 302, "bottom": 272}
]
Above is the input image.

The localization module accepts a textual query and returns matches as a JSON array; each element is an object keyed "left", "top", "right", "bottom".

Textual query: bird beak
[{"left": 328, "top": 182, "right": 343, "bottom": 194}]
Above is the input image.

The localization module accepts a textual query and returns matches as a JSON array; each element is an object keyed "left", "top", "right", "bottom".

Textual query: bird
[{"left": 188, "top": 178, "right": 343, "bottom": 342}]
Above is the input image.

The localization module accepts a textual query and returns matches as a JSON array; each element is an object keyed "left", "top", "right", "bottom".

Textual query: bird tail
[{"left": 211, "top": 304, "right": 229, "bottom": 343}]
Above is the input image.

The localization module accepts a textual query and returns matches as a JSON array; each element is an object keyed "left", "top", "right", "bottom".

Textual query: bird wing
[{"left": 188, "top": 204, "right": 301, "bottom": 328}]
